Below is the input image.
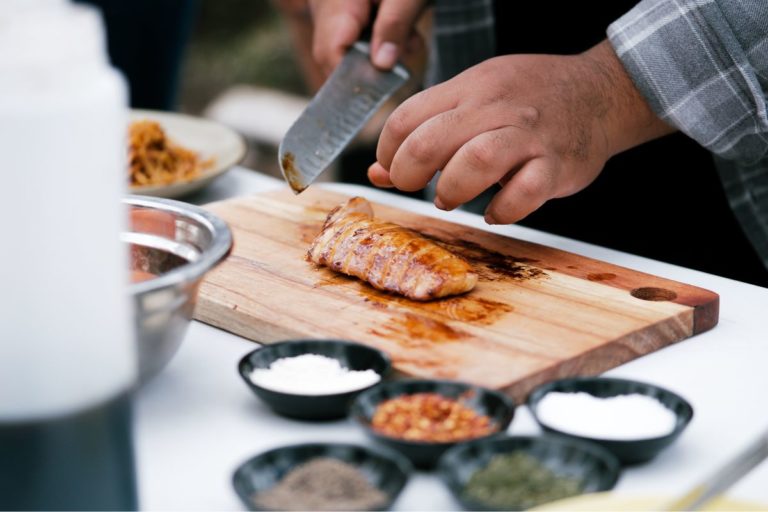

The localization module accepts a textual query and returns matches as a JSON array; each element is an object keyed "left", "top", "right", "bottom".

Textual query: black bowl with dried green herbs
[
  {"left": 232, "top": 442, "right": 411, "bottom": 511},
  {"left": 438, "top": 435, "right": 621, "bottom": 511},
  {"left": 351, "top": 379, "right": 515, "bottom": 469}
]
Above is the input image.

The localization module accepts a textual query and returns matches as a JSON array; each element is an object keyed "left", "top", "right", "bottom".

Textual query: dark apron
[
  {"left": 493, "top": 1, "right": 768, "bottom": 287},
  {"left": 76, "top": 0, "right": 199, "bottom": 110}
]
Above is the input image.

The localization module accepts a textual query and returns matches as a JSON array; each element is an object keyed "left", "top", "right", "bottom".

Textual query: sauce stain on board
[
  {"left": 363, "top": 292, "right": 513, "bottom": 324},
  {"left": 427, "top": 236, "right": 547, "bottom": 282},
  {"left": 311, "top": 266, "right": 515, "bottom": 325},
  {"left": 587, "top": 272, "right": 617, "bottom": 282},
  {"left": 370, "top": 312, "right": 468, "bottom": 348},
  {"left": 297, "top": 222, "right": 323, "bottom": 244},
  {"left": 311, "top": 269, "right": 357, "bottom": 288}
]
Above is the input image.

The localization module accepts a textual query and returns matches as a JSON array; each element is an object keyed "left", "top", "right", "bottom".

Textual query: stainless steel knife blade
[{"left": 278, "top": 41, "right": 409, "bottom": 193}]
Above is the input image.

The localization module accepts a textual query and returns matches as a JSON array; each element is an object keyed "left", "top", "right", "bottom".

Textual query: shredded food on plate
[{"left": 128, "top": 119, "right": 213, "bottom": 187}]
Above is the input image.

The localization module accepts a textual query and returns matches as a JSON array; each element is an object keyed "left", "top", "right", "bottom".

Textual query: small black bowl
[
  {"left": 232, "top": 442, "right": 411, "bottom": 511},
  {"left": 527, "top": 377, "right": 694, "bottom": 465},
  {"left": 351, "top": 379, "right": 515, "bottom": 469},
  {"left": 438, "top": 435, "right": 621, "bottom": 511},
  {"left": 238, "top": 339, "right": 390, "bottom": 420}
]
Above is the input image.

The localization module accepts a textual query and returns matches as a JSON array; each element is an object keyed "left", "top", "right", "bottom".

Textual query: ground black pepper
[{"left": 252, "top": 457, "right": 388, "bottom": 511}]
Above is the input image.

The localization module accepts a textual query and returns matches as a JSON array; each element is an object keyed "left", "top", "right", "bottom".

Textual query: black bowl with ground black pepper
[
  {"left": 351, "top": 379, "right": 515, "bottom": 468},
  {"left": 438, "top": 435, "right": 621, "bottom": 511},
  {"left": 238, "top": 339, "right": 391, "bottom": 420},
  {"left": 232, "top": 442, "right": 411, "bottom": 511}
]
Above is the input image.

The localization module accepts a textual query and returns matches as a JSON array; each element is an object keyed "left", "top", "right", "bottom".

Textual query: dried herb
[
  {"left": 253, "top": 457, "right": 387, "bottom": 511},
  {"left": 464, "top": 451, "right": 583, "bottom": 510}
]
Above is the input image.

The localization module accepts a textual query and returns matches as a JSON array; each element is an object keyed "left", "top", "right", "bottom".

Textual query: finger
[
  {"left": 370, "top": 0, "right": 426, "bottom": 69},
  {"left": 434, "top": 126, "right": 536, "bottom": 210},
  {"left": 387, "top": 108, "right": 467, "bottom": 192},
  {"left": 377, "top": 81, "right": 463, "bottom": 170},
  {"left": 388, "top": 108, "right": 527, "bottom": 195},
  {"left": 309, "top": 0, "right": 369, "bottom": 74},
  {"left": 484, "top": 157, "right": 558, "bottom": 224},
  {"left": 367, "top": 162, "right": 394, "bottom": 188}
]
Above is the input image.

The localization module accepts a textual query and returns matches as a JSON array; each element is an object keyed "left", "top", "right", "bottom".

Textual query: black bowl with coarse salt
[
  {"left": 238, "top": 339, "right": 391, "bottom": 420},
  {"left": 527, "top": 377, "right": 694, "bottom": 465}
]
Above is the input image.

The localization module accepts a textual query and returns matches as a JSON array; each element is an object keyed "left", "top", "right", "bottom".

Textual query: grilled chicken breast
[{"left": 308, "top": 197, "right": 478, "bottom": 300}]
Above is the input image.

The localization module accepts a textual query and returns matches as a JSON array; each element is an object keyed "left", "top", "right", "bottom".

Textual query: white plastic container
[{"left": 0, "top": 1, "right": 138, "bottom": 508}]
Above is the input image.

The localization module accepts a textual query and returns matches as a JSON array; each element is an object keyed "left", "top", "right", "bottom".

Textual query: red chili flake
[{"left": 370, "top": 392, "right": 497, "bottom": 442}]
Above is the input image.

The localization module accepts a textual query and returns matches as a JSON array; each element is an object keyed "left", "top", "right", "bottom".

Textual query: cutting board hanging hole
[{"left": 631, "top": 287, "right": 678, "bottom": 301}]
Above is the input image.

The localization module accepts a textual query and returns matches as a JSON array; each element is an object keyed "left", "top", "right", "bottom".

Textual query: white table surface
[{"left": 135, "top": 166, "right": 768, "bottom": 510}]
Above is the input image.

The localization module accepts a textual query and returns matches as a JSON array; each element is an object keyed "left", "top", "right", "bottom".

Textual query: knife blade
[{"left": 278, "top": 41, "right": 410, "bottom": 193}]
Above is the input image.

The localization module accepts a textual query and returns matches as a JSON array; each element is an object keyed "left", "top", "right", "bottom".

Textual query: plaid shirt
[
  {"left": 608, "top": 0, "right": 768, "bottom": 273},
  {"left": 430, "top": 0, "right": 768, "bottom": 271}
]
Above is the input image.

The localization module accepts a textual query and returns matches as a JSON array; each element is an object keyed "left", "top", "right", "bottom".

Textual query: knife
[{"left": 278, "top": 41, "right": 410, "bottom": 193}]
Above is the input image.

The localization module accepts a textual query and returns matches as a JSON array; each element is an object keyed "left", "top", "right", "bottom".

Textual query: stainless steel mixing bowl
[{"left": 124, "top": 195, "right": 232, "bottom": 382}]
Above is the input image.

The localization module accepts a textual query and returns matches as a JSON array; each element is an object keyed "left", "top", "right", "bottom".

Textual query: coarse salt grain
[
  {"left": 536, "top": 391, "right": 677, "bottom": 440},
  {"left": 250, "top": 354, "right": 380, "bottom": 395}
]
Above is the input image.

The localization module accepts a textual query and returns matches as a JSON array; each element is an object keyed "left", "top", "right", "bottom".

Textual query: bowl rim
[
  {"left": 231, "top": 441, "right": 413, "bottom": 509},
  {"left": 238, "top": 339, "right": 392, "bottom": 398},
  {"left": 351, "top": 378, "right": 516, "bottom": 447},
  {"left": 436, "top": 434, "right": 622, "bottom": 510},
  {"left": 125, "top": 194, "right": 233, "bottom": 294},
  {"left": 526, "top": 376, "right": 694, "bottom": 444}
]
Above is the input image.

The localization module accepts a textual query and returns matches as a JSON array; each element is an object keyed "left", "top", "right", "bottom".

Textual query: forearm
[{"left": 580, "top": 39, "right": 676, "bottom": 158}]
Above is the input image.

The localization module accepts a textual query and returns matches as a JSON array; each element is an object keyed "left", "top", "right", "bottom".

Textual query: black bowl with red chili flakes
[{"left": 351, "top": 379, "right": 515, "bottom": 468}]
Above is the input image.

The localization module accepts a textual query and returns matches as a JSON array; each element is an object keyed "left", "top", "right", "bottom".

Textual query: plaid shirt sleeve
[
  {"left": 608, "top": 0, "right": 768, "bottom": 269},
  {"left": 426, "top": 0, "right": 495, "bottom": 86}
]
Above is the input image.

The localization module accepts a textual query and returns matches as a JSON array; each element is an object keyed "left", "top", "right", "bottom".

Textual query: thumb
[{"left": 370, "top": 0, "right": 427, "bottom": 69}]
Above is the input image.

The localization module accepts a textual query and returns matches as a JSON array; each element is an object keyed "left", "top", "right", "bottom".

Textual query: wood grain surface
[{"left": 194, "top": 188, "right": 719, "bottom": 401}]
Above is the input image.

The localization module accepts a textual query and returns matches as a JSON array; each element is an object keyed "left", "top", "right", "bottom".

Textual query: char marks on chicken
[{"left": 307, "top": 197, "right": 478, "bottom": 300}]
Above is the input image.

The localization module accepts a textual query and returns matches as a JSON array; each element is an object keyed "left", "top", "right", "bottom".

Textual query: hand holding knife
[{"left": 278, "top": 4, "right": 412, "bottom": 193}]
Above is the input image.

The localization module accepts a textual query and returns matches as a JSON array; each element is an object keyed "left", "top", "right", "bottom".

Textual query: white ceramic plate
[{"left": 129, "top": 109, "right": 247, "bottom": 199}]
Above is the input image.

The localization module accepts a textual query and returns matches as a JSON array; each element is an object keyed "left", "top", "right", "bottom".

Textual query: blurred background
[
  {"left": 180, "top": 0, "right": 306, "bottom": 112},
  {"left": 182, "top": 0, "right": 312, "bottom": 178}
]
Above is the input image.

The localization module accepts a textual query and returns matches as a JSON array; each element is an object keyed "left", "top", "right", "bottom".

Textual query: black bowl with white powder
[
  {"left": 232, "top": 442, "right": 411, "bottom": 511},
  {"left": 527, "top": 377, "right": 694, "bottom": 465},
  {"left": 238, "top": 339, "right": 391, "bottom": 420}
]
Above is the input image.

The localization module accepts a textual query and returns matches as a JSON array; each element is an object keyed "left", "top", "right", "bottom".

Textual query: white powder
[
  {"left": 250, "top": 354, "right": 381, "bottom": 395},
  {"left": 536, "top": 391, "right": 678, "bottom": 440}
]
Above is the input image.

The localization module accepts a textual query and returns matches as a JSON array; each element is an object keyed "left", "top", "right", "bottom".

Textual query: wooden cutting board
[{"left": 195, "top": 188, "right": 718, "bottom": 401}]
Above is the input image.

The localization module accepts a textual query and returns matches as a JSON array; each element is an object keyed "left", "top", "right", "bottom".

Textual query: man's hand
[
  {"left": 308, "top": 0, "right": 428, "bottom": 75},
  {"left": 368, "top": 40, "right": 676, "bottom": 224}
]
